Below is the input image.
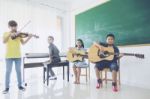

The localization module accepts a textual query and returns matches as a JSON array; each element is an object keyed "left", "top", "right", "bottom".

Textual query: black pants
[{"left": 48, "top": 58, "right": 61, "bottom": 76}]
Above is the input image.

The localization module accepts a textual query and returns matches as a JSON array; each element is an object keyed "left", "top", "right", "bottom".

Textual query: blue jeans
[
  {"left": 5, "top": 58, "right": 22, "bottom": 88},
  {"left": 48, "top": 58, "right": 61, "bottom": 76}
]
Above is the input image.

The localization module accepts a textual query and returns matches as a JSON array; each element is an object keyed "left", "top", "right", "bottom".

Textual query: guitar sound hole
[{"left": 98, "top": 51, "right": 110, "bottom": 58}]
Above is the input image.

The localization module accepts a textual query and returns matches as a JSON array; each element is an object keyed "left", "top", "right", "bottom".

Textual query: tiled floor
[
  {"left": 0, "top": 75, "right": 150, "bottom": 99},
  {"left": 0, "top": 61, "right": 150, "bottom": 99}
]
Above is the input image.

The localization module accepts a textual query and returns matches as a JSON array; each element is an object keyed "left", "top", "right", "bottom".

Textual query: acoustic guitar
[
  {"left": 88, "top": 45, "right": 145, "bottom": 63},
  {"left": 67, "top": 48, "right": 88, "bottom": 62}
]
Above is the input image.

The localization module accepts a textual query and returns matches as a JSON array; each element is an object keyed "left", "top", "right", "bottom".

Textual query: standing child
[{"left": 2, "top": 20, "right": 33, "bottom": 94}]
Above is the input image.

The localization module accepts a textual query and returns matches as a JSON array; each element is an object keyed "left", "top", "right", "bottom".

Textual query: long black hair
[{"left": 75, "top": 39, "right": 84, "bottom": 48}]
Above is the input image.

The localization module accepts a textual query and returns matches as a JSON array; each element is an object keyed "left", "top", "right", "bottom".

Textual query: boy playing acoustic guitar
[{"left": 94, "top": 33, "right": 123, "bottom": 92}]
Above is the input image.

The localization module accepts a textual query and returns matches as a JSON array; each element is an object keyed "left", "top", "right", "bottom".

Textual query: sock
[
  {"left": 97, "top": 79, "right": 102, "bottom": 84},
  {"left": 112, "top": 82, "right": 117, "bottom": 86}
]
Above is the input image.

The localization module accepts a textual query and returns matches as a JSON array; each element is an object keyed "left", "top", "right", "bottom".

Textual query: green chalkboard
[{"left": 75, "top": 0, "right": 150, "bottom": 48}]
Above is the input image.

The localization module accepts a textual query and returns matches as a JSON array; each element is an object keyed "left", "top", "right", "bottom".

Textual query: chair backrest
[{"left": 83, "top": 58, "right": 90, "bottom": 68}]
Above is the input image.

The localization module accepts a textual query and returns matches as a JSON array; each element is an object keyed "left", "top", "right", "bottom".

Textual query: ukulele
[
  {"left": 88, "top": 45, "right": 144, "bottom": 63},
  {"left": 67, "top": 48, "right": 88, "bottom": 62}
]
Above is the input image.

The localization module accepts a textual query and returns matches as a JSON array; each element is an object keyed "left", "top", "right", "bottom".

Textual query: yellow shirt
[{"left": 3, "top": 32, "right": 21, "bottom": 58}]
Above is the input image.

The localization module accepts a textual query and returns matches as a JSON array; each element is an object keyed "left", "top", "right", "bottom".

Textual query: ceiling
[
  {"left": 27, "top": 0, "right": 81, "bottom": 5},
  {"left": 37, "top": 0, "right": 89, "bottom": 4},
  {"left": 13, "top": 0, "right": 105, "bottom": 12},
  {"left": 30, "top": 0, "right": 101, "bottom": 10}
]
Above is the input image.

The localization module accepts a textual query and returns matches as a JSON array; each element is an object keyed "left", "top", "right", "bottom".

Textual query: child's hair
[
  {"left": 48, "top": 36, "right": 54, "bottom": 40},
  {"left": 8, "top": 20, "right": 18, "bottom": 27},
  {"left": 75, "top": 39, "right": 84, "bottom": 48},
  {"left": 106, "top": 33, "right": 115, "bottom": 39}
]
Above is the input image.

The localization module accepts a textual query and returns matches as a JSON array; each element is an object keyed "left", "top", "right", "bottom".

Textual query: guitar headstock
[{"left": 135, "top": 54, "right": 145, "bottom": 59}]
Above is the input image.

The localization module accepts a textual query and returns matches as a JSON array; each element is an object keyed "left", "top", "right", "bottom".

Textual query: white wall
[
  {"left": 69, "top": 0, "right": 150, "bottom": 89},
  {"left": 119, "top": 46, "right": 150, "bottom": 89},
  {"left": 0, "top": 0, "right": 69, "bottom": 57},
  {"left": 0, "top": 0, "right": 69, "bottom": 84}
]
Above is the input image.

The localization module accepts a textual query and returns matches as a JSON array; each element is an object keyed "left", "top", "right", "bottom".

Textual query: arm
[
  {"left": 3, "top": 33, "right": 11, "bottom": 43},
  {"left": 20, "top": 34, "right": 32, "bottom": 45},
  {"left": 43, "top": 45, "right": 53, "bottom": 64},
  {"left": 93, "top": 42, "right": 104, "bottom": 51},
  {"left": 49, "top": 45, "right": 53, "bottom": 62},
  {"left": 115, "top": 47, "right": 124, "bottom": 59}
]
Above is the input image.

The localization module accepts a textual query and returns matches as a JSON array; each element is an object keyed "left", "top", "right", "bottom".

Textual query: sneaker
[
  {"left": 112, "top": 82, "right": 118, "bottom": 92},
  {"left": 49, "top": 76, "right": 57, "bottom": 80},
  {"left": 19, "top": 86, "right": 26, "bottom": 91},
  {"left": 112, "top": 86, "right": 118, "bottom": 92},
  {"left": 2, "top": 88, "right": 9, "bottom": 94},
  {"left": 96, "top": 79, "right": 102, "bottom": 89},
  {"left": 96, "top": 83, "right": 102, "bottom": 89}
]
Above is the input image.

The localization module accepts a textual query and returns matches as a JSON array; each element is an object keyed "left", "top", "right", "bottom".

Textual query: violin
[
  {"left": 10, "top": 21, "right": 39, "bottom": 40},
  {"left": 11, "top": 31, "right": 39, "bottom": 40}
]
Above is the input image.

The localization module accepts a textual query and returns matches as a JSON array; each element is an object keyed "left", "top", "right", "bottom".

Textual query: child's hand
[
  {"left": 69, "top": 47, "right": 74, "bottom": 50},
  {"left": 28, "top": 34, "right": 33, "bottom": 38},
  {"left": 93, "top": 42, "right": 98, "bottom": 45},
  {"left": 118, "top": 53, "right": 124, "bottom": 58},
  {"left": 44, "top": 60, "right": 51, "bottom": 64},
  {"left": 99, "top": 46, "right": 104, "bottom": 52},
  {"left": 69, "top": 47, "right": 75, "bottom": 53},
  {"left": 10, "top": 33, "right": 17, "bottom": 37},
  {"left": 93, "top": 42, "right": 104, "bottom": 51}
]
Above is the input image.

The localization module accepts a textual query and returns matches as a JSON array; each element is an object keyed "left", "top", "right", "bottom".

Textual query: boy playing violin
[{"left": 2, "top": 20, "right": 33, "bottom": 94}]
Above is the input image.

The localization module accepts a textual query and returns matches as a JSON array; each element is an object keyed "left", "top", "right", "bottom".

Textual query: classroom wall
[
  {"left": 0, "top": 0, "right": 69, "bottom": 84},
  {"left": 0, "top": 0, "right": 69, "bottom": 58},
  {"left": 119, "top": 46, "right": 150, "bottom": 89},
  {"left": 0, "top": 0, "right": 150, "bottom": 90},
  {"left": 69, "top": 0, "right": 150, "bottom": 89}
]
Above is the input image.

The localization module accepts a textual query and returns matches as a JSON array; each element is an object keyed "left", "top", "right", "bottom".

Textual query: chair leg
[
  {"left": 118, "top": 70, "right": 121, "bottom": 85},
  {"left": 105, "top": 70, "right": 107, "bottom": 85},
  {"left": 43, "top": 67, "right": 46, "bottom": 84},
  {"left": 89, "top": 67, "right": 91, "bottom": 81},
  {"left": 67, "top": 64, "right": 69, "bottom": 82},
  {"left": 47, "top": 66, "right": 49, "bottom": 86},
  {"left": 100, "top": 71, "right": 103, "bottom": 87},
  {"left": 86, "top": 68, "right": 88, "bottom": 82},
  {"left": 63, "top": 66, "right": 65, "bottom": 80}
]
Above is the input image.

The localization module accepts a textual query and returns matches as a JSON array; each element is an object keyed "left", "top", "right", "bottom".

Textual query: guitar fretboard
[{"left": 108, "top": 52, "right": 144, "bottom": 59}]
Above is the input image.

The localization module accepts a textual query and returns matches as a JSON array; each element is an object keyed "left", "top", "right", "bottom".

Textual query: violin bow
[{"left": 19, "top": 20, "right": 31, "bottom": 31}]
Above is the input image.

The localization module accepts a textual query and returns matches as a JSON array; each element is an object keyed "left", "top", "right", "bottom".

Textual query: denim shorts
[{"left": 95, "top": 60, "right": 119, "bottom": 71}]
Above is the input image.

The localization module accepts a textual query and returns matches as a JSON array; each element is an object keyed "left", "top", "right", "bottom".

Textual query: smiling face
[
  {"left": 106, "top": 36, "right": 114, "bottom": 45},
  {"left": 76, "top": 40, "right": 82, "bottom": 48},
  {"left": 9, "top": 26, "right": 17, "bottom": 32}
]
